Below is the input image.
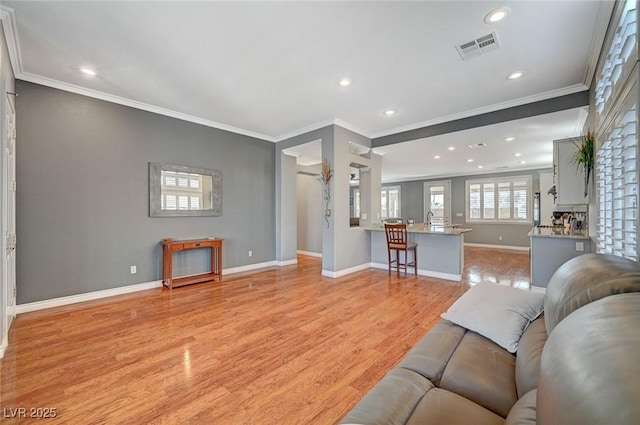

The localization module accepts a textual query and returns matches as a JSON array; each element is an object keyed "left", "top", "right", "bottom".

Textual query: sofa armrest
[
  {"left": 397, "top": 319, "right": 466, "bottom": 385},
  {"left": 340, "top": 368, "right": 434, "bottom": 425}
]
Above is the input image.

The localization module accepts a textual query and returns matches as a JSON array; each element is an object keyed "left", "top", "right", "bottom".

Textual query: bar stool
[{"left": 384, "top": 223, "right": 418, "bottom": 276}]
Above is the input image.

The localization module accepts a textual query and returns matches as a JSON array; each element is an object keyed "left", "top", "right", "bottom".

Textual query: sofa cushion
[
  {"left": 544, "top": 253, "right": 640, "bottom": 334},
  {"left": 397, "top": 319, "right": 466, "bottom": 386},
  {"left": 340, "top": 367, "right": 434, "bottom": 425},
  {"left": 515, "top": 316, "right": 546, "bottom": 397},
  {"left": 440, "top": 330, "right": 517, "bottom": 418},
  {"left": 441, "top": 281, "right": 544, "bottom": 353},
  {"left": 504, "top": 389, "right": 536, "bottom": 425},
  {"left": 405, "top": 388, "right": 503, "bottom": 425},
  {"left": 538, "top": 293, "right": 640, "bottom": 425}
]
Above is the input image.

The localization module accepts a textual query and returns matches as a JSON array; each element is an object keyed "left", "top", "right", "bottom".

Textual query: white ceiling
[{"left": 1, "top": 1, "right": 611, "bottom": 180}]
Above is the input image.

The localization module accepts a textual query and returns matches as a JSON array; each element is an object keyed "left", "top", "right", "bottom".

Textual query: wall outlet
[
  {"left": 248, "top": 250, "right": 253, "bottom": 257},
  {"left": 130, "top": 265, "right": 137, "bottom": 274},
  {"left": 456, "top": 212, "right": 463, "bottom": 217},
  {"left": 498, "top": 236, "right": 503, "bottom": 241},
  {"left": 362, "top": 213, "right": 368, "bottom": 220},
  {"left": 575, "top": 242, "right": 584, "bottom": 252}
]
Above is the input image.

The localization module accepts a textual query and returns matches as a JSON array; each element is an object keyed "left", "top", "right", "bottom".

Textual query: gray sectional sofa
[{"left": 340, "top": 253, "right": 640, "bottom": 425}]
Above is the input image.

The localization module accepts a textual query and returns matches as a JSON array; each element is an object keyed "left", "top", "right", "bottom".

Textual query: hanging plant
[
  {"left": 321, "top": 158, "right": 333, "bottom": 228},
  {"left": 571, "top": 131, "right": 595, "bottom": 198}
]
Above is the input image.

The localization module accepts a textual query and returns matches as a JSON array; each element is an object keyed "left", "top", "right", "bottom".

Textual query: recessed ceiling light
[
  {"left": 80, "top": 67, "right": 96, "bottom": 76},
  {"left": 478, "top": 165, "right": 484, "bottom": 169},
  {"left": 519, "top": 160, "right": 526, "bottom": 164},
  {"left": 507, "top": 71, "right": 525, "bottom": 80},
  {"left": 434, "top": 155, "right": 441, "bottom": 159},
  {"left": 484, "top": 7, "right": 510, "bottom": 24},
  {"left": 338, "top": 78, "right": 352, "bottom": 87},
  {"left": 504, "top": 137, "right": 515, "bottom": 142},
  {"left": 448, "top": 146, "right": 455, "bottom": 151},
  {"left": 384, "top": 109, "right": 396, "bottom": 116},
  {"left": 467, "top": 159, "right": 474, "bottom": 163},
  {"left": 514, "top": 153, "right": 522, "bottom": 157}
]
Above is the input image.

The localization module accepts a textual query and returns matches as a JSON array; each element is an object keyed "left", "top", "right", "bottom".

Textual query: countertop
[
  {"left": 528, "top": 227, "right": 590, "bottom": 240},
  {"left": 362, "top": 223, "right": 472, "bottom": 235}
]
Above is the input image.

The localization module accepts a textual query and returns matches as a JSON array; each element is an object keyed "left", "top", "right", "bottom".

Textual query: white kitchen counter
[
  {"left": 362, "top": 222, "right": 472, "bottom": 235},
  {"left": 364, "top": 223, "right": 471, "bottom": 281},
  {"left": 528, "top": 227, "right": 590, "bottom": 240},
  {"left": 529, "top": 226, "right": 592, "bottom": 289}
]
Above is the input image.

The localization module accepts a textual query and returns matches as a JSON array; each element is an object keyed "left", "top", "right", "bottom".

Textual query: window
[
  {"left": 381, "top": 186, "right": 401, "bottom": 219},
  {"left": 466, "top": 176, "right": 531, "bottom": 223},
  {"left": 596, "top": 103, "right": 637, "bottom": 260}
]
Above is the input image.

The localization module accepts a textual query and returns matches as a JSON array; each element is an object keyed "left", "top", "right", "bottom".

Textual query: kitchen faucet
[{"left": 426, "top": 210, "right": 434, "bottom": 225}]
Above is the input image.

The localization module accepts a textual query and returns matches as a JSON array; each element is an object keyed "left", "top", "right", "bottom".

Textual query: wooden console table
[{"left": 161, "top": 238, "right": 223, "bottom": 289}]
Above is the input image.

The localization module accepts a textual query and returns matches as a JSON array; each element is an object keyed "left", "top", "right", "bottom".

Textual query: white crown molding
[
  {"left": 275, "top": 118, "right": 371, "bottom": 142},
  {"left": 1, "top": 7, "right": 278, "bottom": 142},
  {"left": 2, "top": 2, "right": 593, "bottom": 148},
  {"left": 583, "top": 0, "right": 616, "bottom": 88},
  {"left": 0, "top": 6, "right": 23, "bottom": 77},
  {"left": 333, "top": 118, "right": 372, "bottom": 139},
  {"left": 17, "top": 72, "right": 277, "bottom": 142},
  {"left": 370, "top": 84, "right": 589, "bottom": 140}
]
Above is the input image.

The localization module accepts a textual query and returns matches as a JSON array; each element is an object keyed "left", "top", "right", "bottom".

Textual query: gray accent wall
[
  {"left": 296, "top": 173, "right": 322, "bottom": 254},
  {"left": 15, "top": 81, "right": 275, "bottom": 304},
  {"left": 388, "top": 169, "right": 547, "bottom": 247}
]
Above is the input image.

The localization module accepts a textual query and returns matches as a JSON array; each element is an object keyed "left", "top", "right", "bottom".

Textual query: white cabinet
[{"left": 554, "top": 138, "right": 587, "bottom": 205}]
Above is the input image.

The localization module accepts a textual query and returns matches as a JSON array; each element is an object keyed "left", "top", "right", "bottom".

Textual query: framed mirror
[{"left": 149, "top": 162, "right": 222, "bottom": 217}]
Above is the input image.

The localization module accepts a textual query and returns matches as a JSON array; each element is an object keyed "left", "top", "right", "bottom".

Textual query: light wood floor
[{"left": 0, "top": 246, "right": 529, "bottom": 424}]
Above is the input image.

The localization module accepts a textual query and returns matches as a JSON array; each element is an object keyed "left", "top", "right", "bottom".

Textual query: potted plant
[{"left": 572, "top": 131, "right": 594, "bottom": 198}]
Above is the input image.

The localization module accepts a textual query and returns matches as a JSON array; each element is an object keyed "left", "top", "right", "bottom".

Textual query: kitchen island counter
[{"left": 364, "top": 223, "right": 470, "bottom": 281}]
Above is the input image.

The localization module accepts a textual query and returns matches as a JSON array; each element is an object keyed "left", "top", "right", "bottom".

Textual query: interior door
[
  {"left": 4, "top": 91, "right": 16, "bottom": 329},
  {"left": 424, "top": 181, "right": 451, "bottom": 225}
]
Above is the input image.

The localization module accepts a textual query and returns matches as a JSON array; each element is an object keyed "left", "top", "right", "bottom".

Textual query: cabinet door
[{"left": 555, "top": 138, "right": 588, "bottom": 205}]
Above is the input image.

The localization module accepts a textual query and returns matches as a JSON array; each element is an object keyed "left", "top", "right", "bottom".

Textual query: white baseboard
[
  {"left": 15, "top": 280, "right": 164, "bottom": 314},
  {"left": 321, "top": 262, "right": 371, "bottom": 278},
  {"left": 464, "top": 243, "right": 530, "bottom": 252},
  {"left": 15, "top": 259, "right": 300, "bottom": 315},
  {"left": 0, "top": 334, "right": 7, "bottom": 359},
  {"left": 224, "top": 260, "right": 277, "bottom": 274},
  {"left": 371, "top": 262, "right": 461, "bottom": 281},
  {"left": 275, "top": 259, "right": 298, "bottom": 267},
  {"left": 297, "top": 250, "right": 322, "bottom": 258},
  {"left": 531, "top": 286, "right": 547, "bottom": 293}
]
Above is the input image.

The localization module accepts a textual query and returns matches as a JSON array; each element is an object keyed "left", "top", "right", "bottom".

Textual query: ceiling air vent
[
  {"left": 467, "top": 143, "right": 486, "bottom": 149},
  {"left": 456, "top": 31, "right": 500, "bottom": 60}
]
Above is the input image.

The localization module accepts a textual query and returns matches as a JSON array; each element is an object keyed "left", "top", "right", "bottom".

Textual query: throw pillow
[{"left": 441, "top": 282, "right": 544, "bottom": 353}]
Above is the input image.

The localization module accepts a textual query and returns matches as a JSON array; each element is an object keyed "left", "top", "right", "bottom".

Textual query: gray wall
[
  {"left": 16, "top": 81, "right": 275, "bottom": 304},
  {"left": 296, "top": 173, "right": 322, "bottom": 254},
  {"left": 387, "top": 169, "right": 547, "bottom": 247}
]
